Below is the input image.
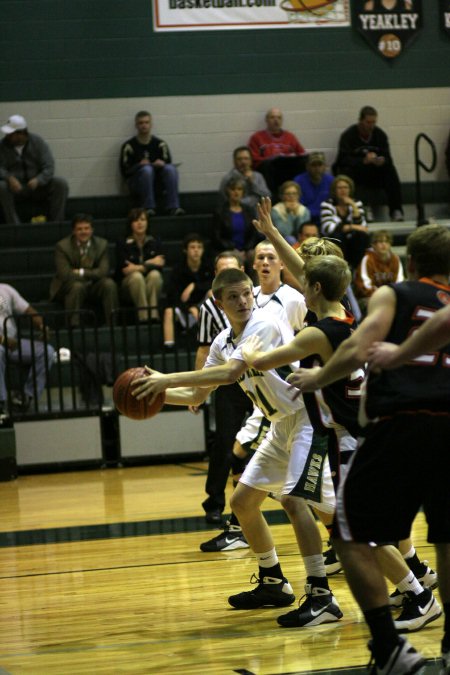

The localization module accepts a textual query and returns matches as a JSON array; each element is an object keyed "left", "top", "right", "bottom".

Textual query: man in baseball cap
[{"left": 0, "top": 114, "right": 68, "bottom": 224}]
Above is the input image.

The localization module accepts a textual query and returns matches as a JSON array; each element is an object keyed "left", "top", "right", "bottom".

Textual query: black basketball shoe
[
  {"left": 200, "top": 524, "right": 249, "bottom": 552},
  {"left": 228, "top": 573, "right": 295, "bottom": 609},
  {"left": 277, "top": 584, "right": 343, "bottom": 627},
  {"left": 394, "top": 588, "right": 442, "bottom": 633}
]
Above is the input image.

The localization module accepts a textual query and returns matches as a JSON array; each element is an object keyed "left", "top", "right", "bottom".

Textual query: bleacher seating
[
  {"left": 1, "top": 190, "right": 448, "bottom": 471},
  {"left": 1, "top": 211, "right": 215, "bottom": 305}
]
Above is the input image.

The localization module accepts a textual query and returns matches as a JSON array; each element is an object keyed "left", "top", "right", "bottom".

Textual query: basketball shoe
[
  {"left": 277, "top": 584, "right": 343, "bottom": 627},
  {"left": 200, "top": 523, "right": 249, "bottom": 552},
  {"left": 394, "top": 587, "right": 442, "bottom": 633},
  {"left": 389, "top": 562, "right": 438, "bottom": 608},
  {"left": 323, "top": 542, "right": 342, "bottom": 576},
  {"left": 228, "top": 574, "right": 295, "bottom": 609},
  {"left": 367, "top": 637, "right": 426, "bottom": 674}
]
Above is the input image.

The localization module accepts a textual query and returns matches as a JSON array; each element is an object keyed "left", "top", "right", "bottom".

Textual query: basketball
[
  {"left": 113, "top": 367, "right": 165, "bottom": 420},
  {"left": 287, "top": 0, "right": 336, "bottom": 13}
]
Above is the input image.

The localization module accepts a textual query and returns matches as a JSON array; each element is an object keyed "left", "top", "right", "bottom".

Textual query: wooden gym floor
[{"left": 0, "top": 462, "right": 444, "bottom": 674}]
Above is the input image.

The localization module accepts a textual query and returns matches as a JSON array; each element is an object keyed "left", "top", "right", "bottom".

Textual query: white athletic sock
[
  {"left": 304, "top": 553, "right": 327, "bottom": 579},
  {"left": 397, "top": 571, "right": 423, "bottom": 596},
  {"left": 256, "top": 548, "right": 279, "bottom": 569}
]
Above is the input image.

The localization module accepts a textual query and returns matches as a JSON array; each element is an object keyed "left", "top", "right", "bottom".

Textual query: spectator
[
  {"left": 271, "top": 181, "right": 311, "bottom": 244},
  {"left": 163, "top": 233, "right": 214, "bottom": 349},
  {"left": 0, "top": 283, "right": 54, "bottom": 413},
  {"left": 0, "top": 114, "right": 68, "bottom": 224},
  {"left": 320, "top": 175, "right": 370, "bottom": 269},
  {"left": 116, "top": 208, "right": 165, "bottom": 323},
  {"left": 248, "top": 107, "right": 307, "bottom": 194},
  {"left": 353, "top": 229, "right": 404, "bottom": 312},
  {"left": 50, "top": 214, "right": 119, "bottom": 327},
  {"left": 294, "top": 222, "right": 320, "bottom": 246},
  {"left": 290, "top": 223, "right": 321, "bottom": 264},
  {"left": 294, "top": 152, "right": 333, "bottom": 225},
  {"left": 120, "top": 110, "right": 185, "bottom": 217},
  {"left": 213, "top": 177, "right": 260, "bottom": 266},
  {"left": 334, "top": 105, "right": 404, "bottom": 222},
  {"left": 218, "top": 146, "right": 270, "bottom": 210}
]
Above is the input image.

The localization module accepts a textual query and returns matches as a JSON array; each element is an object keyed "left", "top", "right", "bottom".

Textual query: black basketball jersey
[
  {"left": 305, "top": 294, "right": 353, "bottom": 327},
  {"left": 302, "top": 311, "right": 363, "bottom": 438},
  {"left": 364, "top": 278, "right": 450, "bottom": 420}
]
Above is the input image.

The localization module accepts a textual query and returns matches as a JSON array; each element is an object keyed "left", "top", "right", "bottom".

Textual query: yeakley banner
[
  {"left": 353, "top": 0, "right": 422, "bottom": 60},
  {"left": 153, "top": 0, "right": 350, "bottom": 32}
]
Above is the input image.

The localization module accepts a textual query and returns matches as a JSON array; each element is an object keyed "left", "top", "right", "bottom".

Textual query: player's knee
[
  {"left": 230, "top": 490, "right": 246, "bottom": 517},
  {"left": 280, "top": 494, "right": 305, "bottom": 517}
]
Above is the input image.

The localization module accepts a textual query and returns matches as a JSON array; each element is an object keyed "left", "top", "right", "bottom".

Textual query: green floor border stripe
[{"left": 0, "top": 509, "right": 290, "bottom": 548}]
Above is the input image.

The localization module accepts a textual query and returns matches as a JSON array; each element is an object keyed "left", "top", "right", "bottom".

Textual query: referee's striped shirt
[{"left": 197, "top": 297, "right": 230, "bottom": 347}]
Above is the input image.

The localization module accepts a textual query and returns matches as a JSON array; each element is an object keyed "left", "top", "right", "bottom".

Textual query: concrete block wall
[{"left": 1, "top": 87, "right": 449, "bottom": 199}]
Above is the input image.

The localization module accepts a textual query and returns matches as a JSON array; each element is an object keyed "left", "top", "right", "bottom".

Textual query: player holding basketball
[
  {"left": 200, "top": 237, "right": 311, "bottom": 553},
  {"left": 288, "top": 224, "right": 450, "bottom": 674},
  {"left": 133, "top": 266, "right": 344, "bottom": 627}
]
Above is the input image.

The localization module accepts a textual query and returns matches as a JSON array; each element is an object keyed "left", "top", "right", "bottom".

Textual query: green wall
[{"left": 1, "top": 1, "right": 449, "bottom": 102}]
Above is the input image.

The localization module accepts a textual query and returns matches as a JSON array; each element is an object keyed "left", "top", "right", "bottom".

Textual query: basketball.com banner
[{"left": 153, "top": 0, "right": 350, "bottom": 32}]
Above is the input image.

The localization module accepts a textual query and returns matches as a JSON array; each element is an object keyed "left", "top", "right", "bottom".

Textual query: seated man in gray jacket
[
  {"left": 218, "top": 146, "right": 271, "bottom": 209},
  {"left": 0, "top": 114, "right": 68, "bottom": 224},
  {"left": 50, "top": 214, "right": 119, "bottom": 327}
]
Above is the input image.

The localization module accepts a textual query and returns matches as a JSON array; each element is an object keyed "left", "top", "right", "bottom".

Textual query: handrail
[{"left": 414, "top": 133, "right": 437, "bottom": 226}]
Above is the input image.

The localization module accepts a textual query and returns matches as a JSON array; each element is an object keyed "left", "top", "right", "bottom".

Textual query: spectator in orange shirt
[{"left": 354, "top": 229, "right": 404, "bottom": 312}]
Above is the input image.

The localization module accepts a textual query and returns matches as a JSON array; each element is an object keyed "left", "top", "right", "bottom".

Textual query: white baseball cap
[{"left": 1, "top": 115, "right": 27, "bottom": 135}]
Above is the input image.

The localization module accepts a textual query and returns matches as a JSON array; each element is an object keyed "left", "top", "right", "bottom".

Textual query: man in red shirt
[{"left": 248, "top": 108, "right": 307, "bottom": 195}]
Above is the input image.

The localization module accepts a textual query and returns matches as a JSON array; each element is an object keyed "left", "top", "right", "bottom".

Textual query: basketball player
[
  {"left": 288, "top": 224, "right": 450, "bottom": 673},
  {"left": 242, "top": 253, "right": 441, "bottom": 633},
  {"left": 252, "top": 197, "right": 436, "bottom": 596},
  {"left": 368, "top": 302, "right": 450, "bottom": 369},
  {"left": 251, "top": 196, "right": 362, "bottom": 323},
  {"left": 200, "top": 239, "right": 311, "bottom": 552},
  {"left": 133, "top": 267, "right": 343, "bottom": 627}
]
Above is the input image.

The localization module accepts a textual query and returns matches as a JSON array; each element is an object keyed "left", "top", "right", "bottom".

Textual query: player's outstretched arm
[
  {"left": 288, "top": 286, "right": 397, "bottom": 391},
  {"left": 368, "top": 303, "right": 450, "bottom": 370},
  {"left": 164, "top": 385, "right": 216, "bottom": 407},
  {"left": 242, "top": 327, "right": 328, "bottom": 371},
  {"left": 132, "top": 360, "right": 247, "bottom": 403},
  {"left": 254, "top": 197, "right": 305, "bottom": 281}
]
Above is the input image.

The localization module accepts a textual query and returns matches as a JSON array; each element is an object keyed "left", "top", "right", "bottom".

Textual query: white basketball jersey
[
  {"left": 206, "top": 308, "right": 304, "bottom": 422},
  {"left": 253, "top": 283, "right": 307, "bottom": 333}
]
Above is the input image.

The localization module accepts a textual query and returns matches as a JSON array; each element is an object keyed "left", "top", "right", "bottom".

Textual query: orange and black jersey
[
  {"left": 365, "top": 278, "right": 450, "bottom": 420},
  {"left": 302, "top": 310, "right": 363, "bottom": 439}
]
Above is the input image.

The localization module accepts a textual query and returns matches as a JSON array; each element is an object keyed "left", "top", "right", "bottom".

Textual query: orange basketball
[
  {"left": 113, "top": 367, "right": 165, "bottom": 420},
  {"left": 288, "top": 0, "right": 336, "bottom": 12}
]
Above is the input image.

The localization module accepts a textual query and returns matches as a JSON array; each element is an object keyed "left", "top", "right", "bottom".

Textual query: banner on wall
[
  {"left": 153, "top": 0, "right": 350, "bottom": 32},
  {"left": 440, "top": 0, "right": 450, "bottom": 35},
  {"left": 353, "top": 0, "right": 422, "bottom": 60}
]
